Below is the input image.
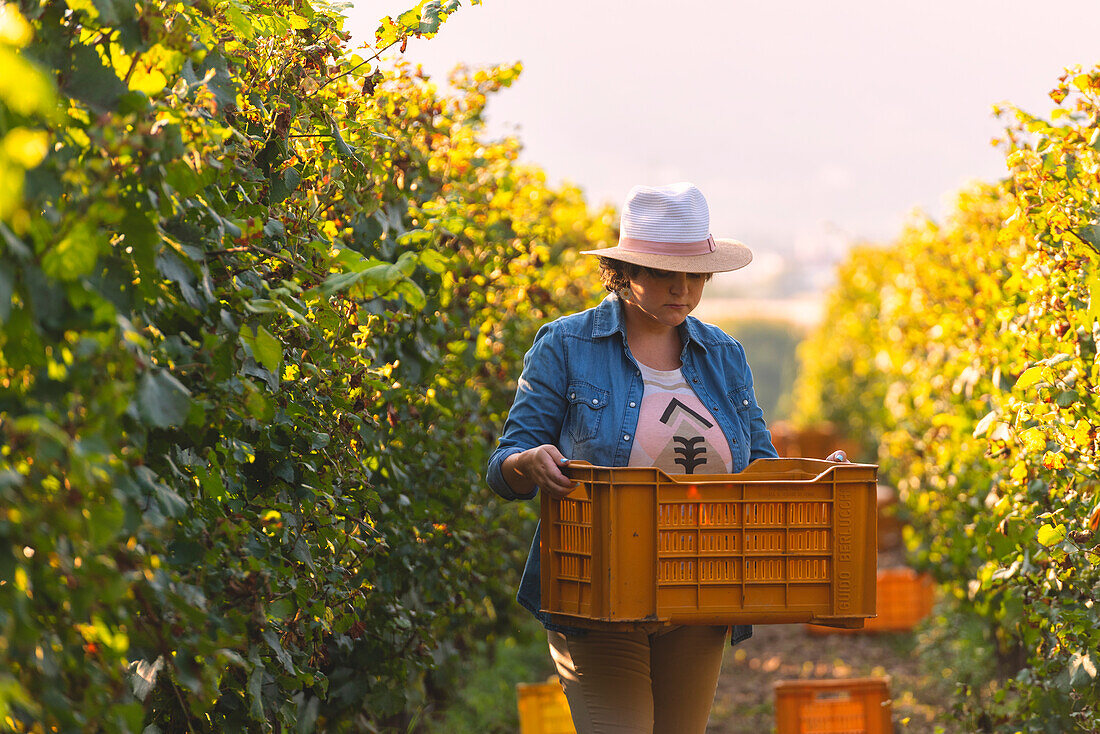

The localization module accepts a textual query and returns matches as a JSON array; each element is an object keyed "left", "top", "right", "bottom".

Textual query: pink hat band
[{"left": 618, "top": 234, "right": 717, "bottom": 257}]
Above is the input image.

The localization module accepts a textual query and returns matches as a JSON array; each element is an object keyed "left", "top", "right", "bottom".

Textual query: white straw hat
[{"left": 581, "top": 182, "right": 752, "bottom": 273}]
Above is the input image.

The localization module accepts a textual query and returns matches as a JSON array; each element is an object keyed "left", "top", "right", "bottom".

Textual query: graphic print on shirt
[{"left": 628, "top": 362, "right": 733, "bottom": 474}]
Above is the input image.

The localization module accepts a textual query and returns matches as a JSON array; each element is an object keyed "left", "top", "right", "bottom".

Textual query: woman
[{"left": 486, "top": 183, "right": 778, "bottom": 733}]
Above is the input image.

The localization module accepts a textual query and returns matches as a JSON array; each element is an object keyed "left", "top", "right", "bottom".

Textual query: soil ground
[
  {"left": 708, "top": 548, "right": 956, "bottom": 734},
  {"left": 708, "top": 623, "right": 956, "bottom": 733}
]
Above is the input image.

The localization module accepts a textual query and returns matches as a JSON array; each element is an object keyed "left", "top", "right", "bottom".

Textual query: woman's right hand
[{"left": 504, "top": 444, "right": 578, "bottom": 498}]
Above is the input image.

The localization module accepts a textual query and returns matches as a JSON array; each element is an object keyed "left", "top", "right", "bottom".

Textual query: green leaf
[
  {"left": 253, "top": 325, "right": 279, "bottom": 374},
  {"left": 120, "top": 210, "right": 158, "bottom": 285},
  {"left": 318, "top": 260, "right": 405, "bottom": 298},
  {"left": 419, "top": 0, "right": 442, "bottom": 34},
  {"left": 61, "top": 45, "right": 127, "bottom": 113},
  {"left": 86, "top": 495, "right": 125, "bottom": 547},
  {"left": 327, "top": 115, "right": 360, "bottom": 165},
  {"left": 1037, "top": 523, "right": 1066, "bottom": 546},
  {"left": 393, "top": 280, "right": 426, "bottom": 309},
  {"left": 0, "top": 269, "right": 12, "bottom": 324},
  {"left": 269, "top": 166, "right": 300, "bottom": 203},
  {"left": 42, "top": 221, "right": 104, "bottom": 281},
  {"left": 1069, "top": 651, "right": 1098, "bottom": 685},
  {"left": 419, "top": 248, "right": 448, "bottom": 273},
  {"left": 225, "top": 3, "right": 256, "bottom": 40},
  {"left": 262, "top": 630, "right": 294, "bottom": 674},
  {"left": 247, "top": 660, "right": 266, "bottom": 720},
  {"left": 296, "top": 696, "right": 320, "bottom": 734},
  {"left": 291, "top": 538, "right": 315, "bottom": 571},
  {"left": 184, "top": 53, "right": 237, "bottom": 112},
  {"left": 136, "top": 371, "right": 192, "bottom": 428},
  {"left": 91, "top": 0, "right": 136, "bottom": 26}
]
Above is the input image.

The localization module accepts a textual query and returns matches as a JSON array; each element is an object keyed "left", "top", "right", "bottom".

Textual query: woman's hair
[{"left": 597, "top": 257, "right": 712, "bottom": 294}]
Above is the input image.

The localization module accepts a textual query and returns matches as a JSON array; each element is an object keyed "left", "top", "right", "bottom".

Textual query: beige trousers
[{"left": 548, "top": 625, "right": 729, "bottom": 734}]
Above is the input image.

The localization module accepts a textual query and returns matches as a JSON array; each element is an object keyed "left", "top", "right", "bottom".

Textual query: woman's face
[{"left": 624, "top": 267, "right": 709, "bottom": 329}]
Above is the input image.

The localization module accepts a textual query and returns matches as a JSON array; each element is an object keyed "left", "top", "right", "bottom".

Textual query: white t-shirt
[{"left": 627, "top": 361, "right": 733, "bottom": 474}]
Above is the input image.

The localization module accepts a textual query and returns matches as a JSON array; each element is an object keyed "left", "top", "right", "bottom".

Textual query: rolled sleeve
[{"left": 487, "top": 446, "right": 533, "bottom": 500}]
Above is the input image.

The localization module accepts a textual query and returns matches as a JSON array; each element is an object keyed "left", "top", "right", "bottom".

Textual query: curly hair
[{"left": 596, "top": 257, "right": 712, "bottom": 294}]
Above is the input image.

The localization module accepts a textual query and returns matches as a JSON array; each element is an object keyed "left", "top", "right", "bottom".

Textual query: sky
[{"left": 344, "top": 1, "right": 1100, "bottom": 265}]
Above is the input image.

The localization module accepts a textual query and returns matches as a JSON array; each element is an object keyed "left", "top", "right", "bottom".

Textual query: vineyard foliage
[
  {"left": 794, "top": 67, "right": 1100, "bottom": 731},
  {"left": 0, "top": 0, "right": 612, "bottom": 730}
]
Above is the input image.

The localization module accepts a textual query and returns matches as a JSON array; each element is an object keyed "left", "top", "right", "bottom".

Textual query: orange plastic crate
[
  {"left": 774, "top": 677, "right": 892, "bottom": 734},
  {"left": 806, "top": 567, "right": 933, "bottom": 634},
  {"left": 542, "top": 458, "right": 878, "bottom": 628},
  {"left": 516, "top": 681, "right": 575, "bottom": 734}
]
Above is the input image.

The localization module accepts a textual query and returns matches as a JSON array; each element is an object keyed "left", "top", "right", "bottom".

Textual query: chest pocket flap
[{"left": 567, "top": 381, "right": 610, "bottom": 444}]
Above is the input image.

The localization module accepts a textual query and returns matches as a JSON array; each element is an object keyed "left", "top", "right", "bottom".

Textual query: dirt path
[{"left": 708, "top": 622, "right": 956, "bottom": 733}]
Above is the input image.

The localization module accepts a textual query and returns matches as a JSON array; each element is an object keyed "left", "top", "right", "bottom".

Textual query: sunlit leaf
[
  {"left": 1014, "top": 366, "right": 1046, "bottom": 390},
  {"left": 3, "top": 128, "right": 49, "bottom": 168},
  {"left": 1037, "top": 523, "right": 1066, "bottom": 546},
  {"left": 42, "top": 222, "right": 104, "bottom": 280},
  {"left": 0, "top": 4, "right": 33, "bottom": 45}
]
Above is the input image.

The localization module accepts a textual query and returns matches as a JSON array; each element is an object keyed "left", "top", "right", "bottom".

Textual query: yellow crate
[
  {"left": 516, "top": 681, "right": 575, "bottom": 734},
  {"left": 542, "top": 459, "right": 878, "bottom": 628}
]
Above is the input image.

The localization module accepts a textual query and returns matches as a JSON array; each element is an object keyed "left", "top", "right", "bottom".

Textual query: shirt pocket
[{"left": 566, "top": 381, "right": 610, "bottom": 444}]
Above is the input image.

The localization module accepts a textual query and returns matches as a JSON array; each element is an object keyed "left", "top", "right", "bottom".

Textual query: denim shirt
[{"left": 486, "top": 294, "right": 778, "bottom": 643}]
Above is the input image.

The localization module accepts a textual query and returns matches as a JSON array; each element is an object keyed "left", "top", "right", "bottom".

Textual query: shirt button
[
  {"left": 570, "top": 393, "right": 576, "bottom": 399},
  {"left": 623, "top": 434, "right": 631, "bottom": 441},
  {"left": 742, "top": 399, "right": 749, "bottom": 406},
  {"left": 592, "top": 398, "right": 599, "bottom": 404},
  {"left": 629, "top": 401, "right": 636, "bottom": 408},
  {"left": 692, "top": 377, "right": 699, "bottom": 383}
]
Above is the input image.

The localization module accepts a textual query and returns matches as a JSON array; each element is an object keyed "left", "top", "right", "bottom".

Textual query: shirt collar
[
  {"left": 591, "top": 293, "right": 707, "bottom": 351},
  {"left": 591, "top": 294, "right": 622, "bottom": 338}
]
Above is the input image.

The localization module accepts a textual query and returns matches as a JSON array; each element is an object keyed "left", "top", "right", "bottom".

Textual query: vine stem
[
  {"left": 205, "top": 244, "right": 324, "bottom": 282},
  {"left": 303, "top": 39, "right": 401, "bottom": 102}
]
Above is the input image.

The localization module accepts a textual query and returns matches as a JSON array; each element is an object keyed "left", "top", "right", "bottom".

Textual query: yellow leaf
[
  {"left": 1073, "top": 419, "right": 1091, "bottom": 449},
  {"left": 130, "top": 65, "right": 167, "bottom": 96},
  {"left": 1021, "top": 427, "right": 1047, "bottom": 454},
  {"left": 1010, "top": 461, "right": 1029, "bottom": 482},
  {"left": 0, "top": 48, "right": 56, "bottom": 117},
  {"left": 1015, "top": 365, "right": 1046, "bottom": 390},
  {"left": 1042, "top": 451, "right": 1067, "bottom": 470},
  {"left": 2, "top": 128, "right": 48, "bottom": 167},
  {"left": 0, "top": 4, "right": 33, "bottom": 46}
]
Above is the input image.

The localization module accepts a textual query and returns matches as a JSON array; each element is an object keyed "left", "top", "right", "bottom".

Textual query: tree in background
[
  {"left": 0, "top": 0, "right": 613, "bottom": 730},
  {"left": 793, "top": 67, "right": 1100, "bottom": 730}
]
